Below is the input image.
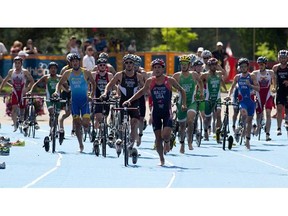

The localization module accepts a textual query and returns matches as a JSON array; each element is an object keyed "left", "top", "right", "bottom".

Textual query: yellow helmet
[{"left": 179, "top": 55, "right": 191, "bottom": 63}]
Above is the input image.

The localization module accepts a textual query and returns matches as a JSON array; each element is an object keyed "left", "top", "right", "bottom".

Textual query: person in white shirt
[{"left": 82, "top": 45, "right": 95, "bottom": 71}]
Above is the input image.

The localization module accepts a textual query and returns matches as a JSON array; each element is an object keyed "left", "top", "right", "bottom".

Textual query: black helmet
[
  {"left": 13, "top": 56, "right": 23, "bottom": 63},
  {"left": 193, "top": 60, "right": 204, "bottom": 66},
  {"left": 257, "top": 56, "right": 268, "bottom": 64},
  {"left": 238, "top": 58, "right": 249, "bottom": 66},
  {"left": 96, "top": 58, "right": 107, "bottom": 64},
  {"left": 207, "top": 57, "right": 218, "bottom": 66},
  {"left": 48, "top": 62, "right": 59, "bottom": 69}
]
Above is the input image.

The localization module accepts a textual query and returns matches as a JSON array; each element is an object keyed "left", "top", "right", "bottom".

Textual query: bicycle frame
[
  {"left": 92, "top": 98, "right": 116, "bottom": 157},
  {"left": 23, "top": 95, "right": 44, "bottom": 138},
  {"left": 112, "top": 106, "right": 138, "bottom": 166}
]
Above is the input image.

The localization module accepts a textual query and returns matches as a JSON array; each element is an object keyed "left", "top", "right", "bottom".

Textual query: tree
[{"left": 151, "top": 28, "right": 198, "bottom": 52}]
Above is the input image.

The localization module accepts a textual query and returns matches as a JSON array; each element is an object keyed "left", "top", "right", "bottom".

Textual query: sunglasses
[
  {"left": 180, "top": 62, "right": 189, "bottom": 65},
  {"left": 125, "top": 61, "right": 133, "bottom": 64}
]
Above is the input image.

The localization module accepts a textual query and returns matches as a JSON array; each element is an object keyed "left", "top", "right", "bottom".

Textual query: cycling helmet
[
  {"left": 66, "top": 53, "right": 74, "bottom": 62},
  {"left": 96, "top": 58, "right": 107, "bottom": 64},
  {"left": 201, "top": 50, "right": 212, "bottom": 58},
  {"left": 13, "top": 56, "right": 23, "bottom": 63},
  {"left": 207, "top": 57, "right": 218, "bottom": 66},
  {"left": 99, "top": 52, "right": 109, "bottom": 59},
  {"left": 193, "top": 60, "right": 204, "bottom": 66},
  {"left": 134, "top": 55, "right": 142, "bottom": 65},
  {"left": 151, "top": 58, "right": 165, "bottom": 67},
  {"left": 70, "top": 53, "right": 81, "bottom": 61},
  {"left": 238, "top": 57, "right": 249, "bottom": 66},
  {"left": 179, "top": 55, "right": 191, "bottom": 63},
  {"left": 257, "top": 56, "right": 268, "bottom": 64},
  {"left": 278, "top": 50, "right": 288, "bottom": 58},
  {"left": 48, "top": 62, "right": 59, "bottom": 69},
  {"left": 189, "top": 54, "right": 197, "bottom": 64},
  {"left": 123, "top": 54, "right": 135, "bottom": 62}
]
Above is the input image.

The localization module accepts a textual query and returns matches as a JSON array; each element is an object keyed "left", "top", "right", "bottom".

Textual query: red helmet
[{"left": 151, "top": 58, "right": 165, "bottom": 67}]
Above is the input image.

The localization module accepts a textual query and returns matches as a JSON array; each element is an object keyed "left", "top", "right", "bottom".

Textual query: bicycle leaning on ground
[
  {"left": 216, "top": 97, "right": 238, "bottom": 150},
  {"left": 43, "top": 96, "right": 66, "bottom": 153}
]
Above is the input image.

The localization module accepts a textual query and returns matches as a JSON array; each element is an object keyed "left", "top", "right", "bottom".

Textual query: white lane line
[
  {"left": 140, "top": 150, "right": 176, "bottom": 188},
  {"left": 230, "top": 151, "right": 288, "bottom": 172},
  {"left": 22, "top": 152, "right": 62, "bottom": 188}
]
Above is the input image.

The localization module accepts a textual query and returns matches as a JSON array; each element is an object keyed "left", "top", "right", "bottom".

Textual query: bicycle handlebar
[{"left": 46, "top": 97, "right": 67, "bottom": 103}]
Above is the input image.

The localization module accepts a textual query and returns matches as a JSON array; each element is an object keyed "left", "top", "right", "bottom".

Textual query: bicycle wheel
[
  {"left": 101, "top": 123, "right": 107, "bottom": 157},
  {"left": 222, "top": 116, "right": 228, "bottom": 150},
  {"left": 51, "top": 122, "right": 57, "bottom": 153},
  {"left": 124, "top": 126, "right": 128, "bottom": 166},
  {"left": 28, "top": 105, "right": 36, "bottom": 138}
]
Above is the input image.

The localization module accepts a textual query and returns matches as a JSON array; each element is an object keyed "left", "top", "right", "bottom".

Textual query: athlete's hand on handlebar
[{"left": 122, "top": 100, "right": 131, "bottom": 107}]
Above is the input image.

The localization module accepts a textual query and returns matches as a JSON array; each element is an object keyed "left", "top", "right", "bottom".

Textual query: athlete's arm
[
  {"left": 0, "top": 69, "right": 12, "bottom": 91},
  {"left": 169, "top": 76, "right": 187, "bottom": 110},
  {"left": 86, "top": 70, "right": 96, "bottom": 98},
  {"left": 55, "top": 71, "right": 69, "bottom": 96},
  {"left": 249, "top": 74, "right": 260, "bottom": 92},
  {"left": 27, "top": 75, "right": 48, "bottom": 94},
  {"left": 124, "top": 78, "right": 151, "bottom": 106},
  {"left": 23, "top": 69, "right": 35, "bottom": 92},
  {"left": 102, "top": 71, "right": 121, "bottom": 97},
  {"left": 228, "top": 74, "right": 239, "bottom": 97}
]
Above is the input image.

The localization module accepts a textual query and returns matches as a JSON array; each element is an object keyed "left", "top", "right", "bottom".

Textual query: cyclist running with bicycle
[
  {"left": 54, "top": 53, "right": 96, "bottom": 152},
  {"left": 123, "top": 58, "right": 187, "bottom": 166},
  {"left": 200, "top": 58, "right": 226, "bottom": 141},
  {"left": 252, "top": 56, "right": 276, "bottom": 141},
  {"left": 27, "top": 62, "right": 62, "bottom": 135},
  {"left": 101, "top": 54, "right": 144, "bottom": 154},
  {"left": 91, "top": 58, "right": 113, "bottom": 130},
  {"left": 173, "top": 55, "right": 204, "bottom": 153},
  {"left": 227, "top": 58, "right": 259, "bottom": 150},
  {"left": 272, "top": 50, "right": 288, "bottom": 136},
  {"left": 0, "top": 56, "right": 34, "bottom": 132},
  {"left": 59, "top": 53, "right": 73, "bottom": 136}
]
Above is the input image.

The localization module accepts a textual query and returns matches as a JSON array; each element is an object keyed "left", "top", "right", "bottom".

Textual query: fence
[{"left": 0, "top": 53, "right": 276, "bottom": 82}]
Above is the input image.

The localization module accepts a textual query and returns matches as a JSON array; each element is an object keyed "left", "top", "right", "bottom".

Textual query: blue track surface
[{"left": 1, "top": 120, "right": 288, "bottom": 215}]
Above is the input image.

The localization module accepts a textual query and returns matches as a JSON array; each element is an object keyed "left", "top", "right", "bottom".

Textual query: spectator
[
  {"left": 23, "top": 39, "right": 38, "bottom": 55},
  {"left": 196, "top": 47, "right": 204, "bottom": 62},
  {"left": 0, "top": 41, "right": 8, "bottom": 59},
  {"left": 212, "top": 41, "right": 228, "bottom": 68},
  {"left": 10, "top": 40, "right": 23, "bottom": 58},
  {"left": 66, "top": 35, "right": 81, "bottom": 56},
  {"left": 94, "top": 33, "right": 108, "bottom": 53},
  {"left": 127, "top": 39, "right": 137, "bottom": 54},
  {"left": 83, "top": 39, "right": 92, "bottom": 54},
  {"left": 82, "top": 45, "right": 95, "bottom": 71}
]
